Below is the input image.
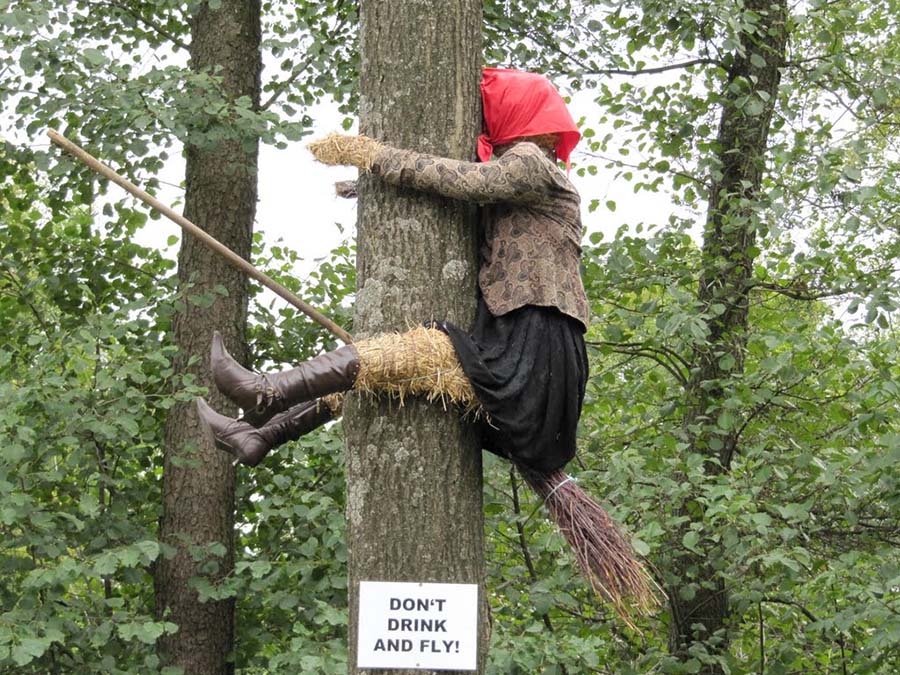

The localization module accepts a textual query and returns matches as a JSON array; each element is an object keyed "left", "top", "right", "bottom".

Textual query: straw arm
[{"left": 47, "top": 130, "right": 352, "bottom": 344}]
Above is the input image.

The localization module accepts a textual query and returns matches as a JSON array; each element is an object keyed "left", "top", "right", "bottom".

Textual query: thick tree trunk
[
  {"left": 344, "top": 2, "right": 485, "bottom": 674},
  {"left": 155, "top": 2, "right": 261, "bottom": 673},
  {"left": 668, "top": 1, "right": 787, "bottom": 672}
]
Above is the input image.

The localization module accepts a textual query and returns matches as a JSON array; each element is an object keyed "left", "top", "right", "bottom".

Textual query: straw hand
[{"left": 307, "top": 133, "right": 383, "bottom": 171}]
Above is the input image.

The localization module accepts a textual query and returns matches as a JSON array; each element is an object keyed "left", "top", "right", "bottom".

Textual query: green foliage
[
  {"left": 196, "top": 232, "right": 356, "bottom": 673},
  {"left": 247, "top": 227, "right": 356, "bottom": 365},
  {"left": 0, "top": 0, "right": 358, "bottom": 212},
  {"left": 578, "top": 246, "right": 900, "bottom": 671},
  {"left": 228, "top": 425, "right": 349, "bottom": 673},
  {"left": 0, "top": 173, "right": 189, "bottom": 672},
  {"left": 0, "top": 165, "right": 359, "bottom": 670}
]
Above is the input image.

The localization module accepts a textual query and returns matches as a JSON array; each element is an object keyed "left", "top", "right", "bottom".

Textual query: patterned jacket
[{"left": 371, "top": 142, "right": 590, "bottom": 329}]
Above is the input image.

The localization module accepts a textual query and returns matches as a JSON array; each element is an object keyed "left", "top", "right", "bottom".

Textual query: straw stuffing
[
  {"left": 308, "top": 132, "right": 382, "bottom": 171},
  {"left": 354, "top": 326, "right": 481, "bottom": 416}
]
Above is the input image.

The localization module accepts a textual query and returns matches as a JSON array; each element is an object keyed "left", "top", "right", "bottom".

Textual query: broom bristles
[{"left": 520, "top": 467, "right": 660, "bottom": 627}]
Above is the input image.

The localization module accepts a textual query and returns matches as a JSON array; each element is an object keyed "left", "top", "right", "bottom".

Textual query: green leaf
[
  {"left": 93, "top": 551, "right": 119, "bottom": 576},
  {"left": 744, "top": 98, "right": 765, "bottom": 116},
  {"left": 682, "top": 531, "right": 700, "bottom": 553},
  {"left": 776, "top": 502, "right": 809, "bottom": 522},
  {"left": 82, "top": 48, "right": 107, "bottom": 66},
  {"left": 249, "top": 560, "right": 272, "bottom": 578},
  {"left": 683, "top": 658, "right": 702, "bottom": 673},
  {"left": 79, "top": 493, "right": 100, "bottom": 516},
  {"left": 716, "top": 410, "right": 736, "bottom": 431},
  {"left": 750, "top": 53, "right": 767, "bottom": 68},
  {"left": 842, "top": 165, "right": 862, "bottom": 182},
  {"left": 11, "top": 637, "right": 50, "bottom": 666}
]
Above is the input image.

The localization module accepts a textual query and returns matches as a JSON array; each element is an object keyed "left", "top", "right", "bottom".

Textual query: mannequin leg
[
  {"left": 196, "top": 394, "right": 343, "bottom": 467},
  {"left": 211, "top": 326, "right": 478, "bottom": 424}
]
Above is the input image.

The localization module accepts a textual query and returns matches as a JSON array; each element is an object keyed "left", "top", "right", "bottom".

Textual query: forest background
[{"left": 1, "top": 0, "right": 898, "bottom": 673}]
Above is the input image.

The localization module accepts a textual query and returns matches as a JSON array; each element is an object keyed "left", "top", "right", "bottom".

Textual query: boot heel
[
  {"left": 195, "top": 398, "right": 336, "bottom": 468},
  {"left": 196, "top": 398, "right": 268, "bottom": 467}
]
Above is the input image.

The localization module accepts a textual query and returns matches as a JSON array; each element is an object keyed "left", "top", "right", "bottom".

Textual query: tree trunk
[
  {"left": 344, "top": 2, "right": 485, "bottom": 674},
  {"left": 667, "top": 1, "right": 788, "bottom": 672},
  {"left": 155, "top": 2, "right": 261, "bottom": 673}
]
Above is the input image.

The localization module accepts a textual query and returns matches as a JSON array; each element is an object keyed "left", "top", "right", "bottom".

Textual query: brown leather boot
[
  {"left": 210, "top": 331, "right": 359, "bottom": 426},
  {"left": 196, "top": 397, "right": 334, "bottom": 467}
]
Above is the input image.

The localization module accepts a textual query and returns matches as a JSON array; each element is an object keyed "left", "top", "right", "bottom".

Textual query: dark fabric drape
[{"left": 436, "top": 299, "right": 587, "bottom": 473}]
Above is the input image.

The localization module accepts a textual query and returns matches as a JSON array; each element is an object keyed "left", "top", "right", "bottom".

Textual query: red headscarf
[{"left": 477, "top": 68, "right": 581, "bottom": 168}]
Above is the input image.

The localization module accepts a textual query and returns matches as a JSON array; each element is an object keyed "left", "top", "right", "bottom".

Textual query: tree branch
[
  {"left": 578, "top": 150, "right": 708, "bottom": 189},
  {"left": 0, "top": 266, "right": 52, "bottom": 333},
  {"left": 97, "top": 1, "right": 189, "bottom": 52},
  {"left": 259, "top": 53, "right": 319, "bottom": 112},
  {"left": 758, "top": 603, "right": 765, "bottom": 675},
  {"left": 584, "top": 58, "right": 723, "bottom": 77},
  {"left": 750, "top": 281, "right": 858, "bottom": 301},
  {"left": 762, "top": 596, "right": 818, "bottom": 623},
  {"left": 259, "top": 9, "right": 352, "bottom": 112},
  {"left": 588, "top": 340, "right": 689, "bottom": 385},
  {"left": 509, "top": 467, "right": 556, "bottom": 634},
  {"left": 522, "top": 24, "right": 722, "bottom": 78}
]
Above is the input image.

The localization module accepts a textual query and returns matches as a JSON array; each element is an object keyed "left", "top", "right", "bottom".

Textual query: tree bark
[
  {"left": 668, "top": 1, "right": 788, "bottom": 672},
  {"left": 344, "top": 2, "right": 485, "bottom": 674},
  {"left": 155, "top": 2, "right": 261, "bottom": 673}
]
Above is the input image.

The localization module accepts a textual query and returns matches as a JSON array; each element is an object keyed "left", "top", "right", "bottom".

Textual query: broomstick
[{"left": 47, "top": 130, "right": 353, "bottom": 345}]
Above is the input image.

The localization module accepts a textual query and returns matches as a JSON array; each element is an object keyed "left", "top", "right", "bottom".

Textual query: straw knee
[{"left": 352, "top": 327, "right": 479, "bottom": 414}]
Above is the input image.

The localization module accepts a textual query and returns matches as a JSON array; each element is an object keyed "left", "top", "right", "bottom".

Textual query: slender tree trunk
[
  {"left": 155, "top": 2, "right": 261, "bottom": 672},
  {"left": 667, "top": 1, "right": 788, "bottom": 671},
  {"left": 344, "top": 2, "right": 485, "bottom": 674}
]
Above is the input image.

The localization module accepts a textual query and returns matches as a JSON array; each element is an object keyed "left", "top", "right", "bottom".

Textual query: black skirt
[{"left": 435, "top": 300, "right": 588, "bottom": 473}]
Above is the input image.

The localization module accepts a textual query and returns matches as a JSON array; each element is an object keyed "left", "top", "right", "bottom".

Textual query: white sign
[{"left": 357, "top": 581, "right": 478, "bottom": 671}]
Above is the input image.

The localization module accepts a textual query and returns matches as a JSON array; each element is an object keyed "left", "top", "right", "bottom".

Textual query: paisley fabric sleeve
[{"left": 371, "top": 143, "right": 559, "bottom": 205}]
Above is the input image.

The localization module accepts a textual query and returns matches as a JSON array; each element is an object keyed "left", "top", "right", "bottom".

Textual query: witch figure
[{"left": 197, "top": 68, "right": 657, "bottom": 620}]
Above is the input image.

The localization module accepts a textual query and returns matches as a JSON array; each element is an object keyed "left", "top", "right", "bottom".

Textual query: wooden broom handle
[{"left": 47, "top": 129, "right": 353, "bottom": 344}]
